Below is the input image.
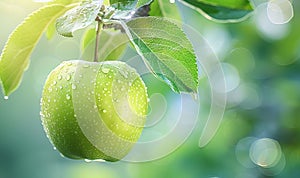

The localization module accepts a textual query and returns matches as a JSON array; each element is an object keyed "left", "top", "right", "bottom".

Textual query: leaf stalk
[{"left": 94, "top": 17, "right": 103, "bottom": 62}]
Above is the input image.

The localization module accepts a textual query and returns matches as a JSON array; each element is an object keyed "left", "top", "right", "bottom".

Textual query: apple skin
[{"left": 40, "top": 60, "right": 148, "bottom": 161}]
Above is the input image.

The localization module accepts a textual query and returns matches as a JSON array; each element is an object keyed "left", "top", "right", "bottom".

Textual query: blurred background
[{"left": 0, "top": 0, "right": 300, "bottom": 177}]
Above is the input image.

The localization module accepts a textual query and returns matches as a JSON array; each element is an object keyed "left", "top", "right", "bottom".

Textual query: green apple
[{"left": 40, "top": 60, "right": 148, "bottom": 161}]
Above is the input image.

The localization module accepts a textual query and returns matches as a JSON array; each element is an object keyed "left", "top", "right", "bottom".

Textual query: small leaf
[
  {"left": 81, "top": 28, "right": 128, "bottom": 61},
  {"left": 149, "top": 0, "right": 181, "bottom": 21},
  {"left": 46, "top": 0, "right": 81, "bottom": 40},
  {"left": 56, "top": 0, "right": 104, "bottom": 37},
  {"left": 0, "top": 4, "right": 76, "bottom": 96},
  {"left": 136, "top": 0, "right": 153, "bottom": 8},
  {"left": 179, "top": 0, "right": 253, "bottom": 22},
  {"left": 122, "top": 17, "right": 199, "bottom": 94},
  {"left": 110, "top": 0, "right": 152, "bottom": 10}
]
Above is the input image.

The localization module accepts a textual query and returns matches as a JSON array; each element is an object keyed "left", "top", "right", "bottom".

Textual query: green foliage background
[{"left": 0, "top": 0, "right": 300, "bottom": 177}]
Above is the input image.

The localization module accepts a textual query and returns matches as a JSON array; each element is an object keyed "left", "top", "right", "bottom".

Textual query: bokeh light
[
  {"left": 267, "top": 0, "right": 294, "bottom": 25},
  {"left": 254, "top": 3, "right": 290, "bottom": 40},
  {"left": 249, "top": 138, "right": 282, "bottom": 168}
]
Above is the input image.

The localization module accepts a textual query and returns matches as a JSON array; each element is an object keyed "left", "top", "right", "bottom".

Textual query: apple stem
[{"left": 94, "top": 18, "right": 103, "bottom": 62}]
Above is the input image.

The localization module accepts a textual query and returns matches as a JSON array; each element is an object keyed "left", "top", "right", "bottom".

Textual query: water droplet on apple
[
  {"left": 72, "top": 84, "right": 77, "bottom": 90},
  {"left": 66, "top": 75, "right": 71, "bottom": 81},
  {"left": 101, "top": 67, "right": 110, "bottom": 74},
  {"left": 57, "top": 75, "right": 62, "bottom": 80},
  {"left": 66, "top": 94, "right": 71, "bottom": 100}
]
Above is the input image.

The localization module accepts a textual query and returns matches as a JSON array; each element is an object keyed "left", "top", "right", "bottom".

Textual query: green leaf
[
  {"left": 56, "top": 0, "right": 104, "bottom": 37},
  {"left": 136, "top": 0, "right": 153, "bottom": 8},
  {"left": 45, "top": 20, "right": 56, "bottom": 40},
  {"left": 122, "top": 17, "right": 198, "bottom": 94},
  {"left": 0, "top": 4, "right": 76, "bottom": 96},
  {"left": 81, "top": 28, "right": 128, "bottom": 61},
  {"left": 110, "top": 0, "right": 152, "bottom": 10},
  {"left": 149, "top": 0, "right": 181, "bottom": 21},
  {"left": 45, "top": 0, "right": 81, "bottom": 40},
  {"left": 48, "top": 0, "right": 81, "bottom": 5},
  {"left": 81, "top": 28, "right": 97, "bottom": 51},
  {"left": 179, "top": 0, "right": 253, "bottom": 22}
]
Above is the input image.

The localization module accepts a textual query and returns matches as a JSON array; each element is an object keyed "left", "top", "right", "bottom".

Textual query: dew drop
[
  {"left": 66, "top": 75, "right": 71, "bottom": 81},
  {"left": 66, "top": 94, "right": 71, "bottom": 100},
  {"left": 59, "top": 86, "right": 63, "bottom": 90},
  {"left": 53, "top": 147, "right": 57, "bottom": 150},
  {"left": 102, "top": 109, "right": 107, "bottom": 113},
  {"left": 101, "top": 68, "right": 110, "bottom": 74},
  {"left": 53, "top": 81, "right": 57, "bottom": 85},
  {"left": 4, "top": 96, "right": 8, "bottom": 100},
  {"left": 93, "top": 105, "right": 98, "bottom": 109},
  {"left": 57, "top": 75, "right": 62, "bottom": 80},
  {"left": 72, "top": 84, "right": 77, "bottom": 90}
]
